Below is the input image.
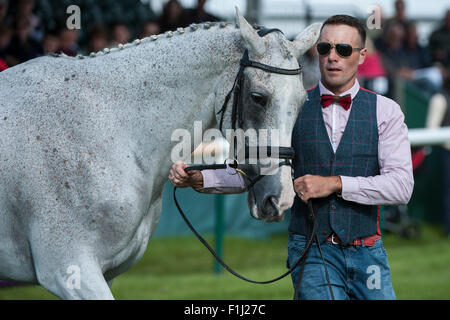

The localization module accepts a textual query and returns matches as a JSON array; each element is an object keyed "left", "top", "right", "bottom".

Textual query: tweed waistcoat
[{"left": 289, "top": 85, "right": 380, "bottom": 244}]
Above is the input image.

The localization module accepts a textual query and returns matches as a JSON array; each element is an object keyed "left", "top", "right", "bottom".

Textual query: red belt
[{"left": 326, "top": 233, "right": 381, "bottom": 246}]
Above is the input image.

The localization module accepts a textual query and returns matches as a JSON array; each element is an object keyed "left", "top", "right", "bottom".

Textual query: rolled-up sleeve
[
  {"left": 199, "top": 167, "right": 247, "bottom": 194},
  {"left": 340, "top": 95, "right": 414, "bottom": 205}
]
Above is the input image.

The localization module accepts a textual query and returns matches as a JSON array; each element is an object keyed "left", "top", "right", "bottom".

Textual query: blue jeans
[{"left": 287, "top": 233, "right": 396, "bottom": 300}]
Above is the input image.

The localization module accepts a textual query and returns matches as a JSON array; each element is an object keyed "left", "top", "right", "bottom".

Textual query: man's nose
[{"left": 327, "top": 47, "right": 339, "bottom": 61}]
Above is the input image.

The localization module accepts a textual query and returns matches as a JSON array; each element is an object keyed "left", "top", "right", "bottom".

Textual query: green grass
[{"left": 0, "top": 224, "right": 449, "bottom": 300}]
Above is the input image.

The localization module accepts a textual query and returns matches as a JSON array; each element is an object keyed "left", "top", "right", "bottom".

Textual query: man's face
[{"left": 317, "top": 24, "right": 366, "bottom": 94}]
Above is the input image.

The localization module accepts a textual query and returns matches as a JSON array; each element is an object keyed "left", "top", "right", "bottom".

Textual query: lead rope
[
  {"left": 174, "top": 166, "right": 335, "bottom": 299},
  {"left": 315, "top": 233, "right": 335, "bottom": 300},
  {"left": 293, "top": 200, "right": 335, "bottom": 300},
  {"left": 173, "top": 186, "right": 316, "bottom": 286}
]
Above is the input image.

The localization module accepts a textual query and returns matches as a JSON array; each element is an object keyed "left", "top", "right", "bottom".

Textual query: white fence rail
[{"left": 408, "top": 127, "right": 450, "bottom": 147}]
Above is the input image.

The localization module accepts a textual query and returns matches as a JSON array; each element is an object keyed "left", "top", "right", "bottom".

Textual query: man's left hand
[{"left": 294, "top": 174, "right": 342, "bottom": 202}]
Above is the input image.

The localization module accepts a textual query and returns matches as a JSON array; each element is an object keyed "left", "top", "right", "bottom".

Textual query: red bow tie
[{"left": 320, "top": 94, "right": 352, "bottom": 110}]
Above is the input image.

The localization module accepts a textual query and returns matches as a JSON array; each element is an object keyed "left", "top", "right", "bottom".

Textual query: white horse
[{"left": 0, "top": 9, "right": 320, "bottom": 299}]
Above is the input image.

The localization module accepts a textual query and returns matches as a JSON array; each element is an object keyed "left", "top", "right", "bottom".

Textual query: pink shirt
[{"left": 200, "top": 79, "right": 414, "bottom": 206}]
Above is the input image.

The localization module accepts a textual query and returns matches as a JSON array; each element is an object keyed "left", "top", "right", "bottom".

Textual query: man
[
  {"left": 428, "top": 10, "right": 450, "bottom": 67},
  {"left": 169, "top": 15, "right": 414, "bottom": 300}
]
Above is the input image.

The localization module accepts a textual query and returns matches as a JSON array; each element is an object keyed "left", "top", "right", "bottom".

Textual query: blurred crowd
[
  {"left": 1, "top": 0, "right": 449, "bottom": 98},
  {"left": 365, "top": 0, "right": 450, "bottom": 99},
  {"left": 0, "top": 0, "right": 220, "bottom": 71}
]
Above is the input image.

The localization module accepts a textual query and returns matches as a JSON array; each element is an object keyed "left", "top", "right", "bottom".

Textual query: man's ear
[{"left": 358, "top": 47, "right": 368, "bottom": 65}]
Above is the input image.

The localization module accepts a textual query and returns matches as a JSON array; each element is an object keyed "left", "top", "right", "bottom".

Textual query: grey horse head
[{"left": 227, "top": 9, "right": 321, "bottom": 222}]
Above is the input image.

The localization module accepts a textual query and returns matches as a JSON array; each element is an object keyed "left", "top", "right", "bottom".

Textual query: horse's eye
[{"left": 250, "top": 92, "right": 268, "bottom": 107}]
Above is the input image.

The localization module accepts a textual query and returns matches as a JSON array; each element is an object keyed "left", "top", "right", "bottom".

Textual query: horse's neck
[{"left": 91, "top": 24, "right": 242, "bottom": 177}]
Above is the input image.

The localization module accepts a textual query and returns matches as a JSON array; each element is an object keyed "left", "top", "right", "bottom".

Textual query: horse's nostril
[
  {"left": 264, "top": 196, "right": 279, "bottom": 213},
  {"left": 261, "top": 196, "right": 283, "bottom": 222}
]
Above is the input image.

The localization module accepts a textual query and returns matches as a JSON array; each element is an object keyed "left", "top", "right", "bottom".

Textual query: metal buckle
[{"left": 331, "top": 234, "right": 338, "bottom": 245}]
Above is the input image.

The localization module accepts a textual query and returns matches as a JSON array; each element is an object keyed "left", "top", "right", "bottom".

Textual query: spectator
[
  {"left": 5, "top": 16, "right": 42, "bottom": 66},
  {"left": 400, "top": 21, "right": 442, "bottom": 94},
  {"left": 14, "top": 0, "right": 43, "bottom": 43},
  {"left": 378, "top": 21, "right": 406, "bottom": 98},
  {"left": 140, "top": 20, "right": 161, "bottom": 38},
  {"left": 110, "top": 22, "right": 131, "bottom": 47},
  {"left": 380, "top": 20, "right": 441, "bottom": 98},
  {"left": 0, "top": 0, "right": 8, "bottom": 24},
  {"left": 0, "top": 57, "right": 7, "bottom": 71},
  {"left": 185, "top": 0, "right": 221, "bottom": 25},
  {"left": 42, "top": 30, "right": 60, "bottom": 55},
  {"left": 429, "top": 10, "right": 450, "bottom": 67},
  {"left": 0, "top": 23, "right": 8, "bottom": 71},
  {"left": 375, "top": 0, "right": 409, "bottom": 53},
  {"left": 87, "top": 24, "right": 109, "bottom": 53},
  {"left": 58, "top": 27, "right": 78, "bottom": 57},
  {"left": 384, "top": 0, "right": 410, "bottom": 30},
  {"left": 0, "top": 23, "right": 11, "bottom": 62},
  {"left": 158, "top": 0, "right": 189, "bottom": 33},
  {"left": 357, "top": 37, "right": 388, "bottom": 95},
  {"left": 425, "top": 67, "right": 450, "bottom": 238},
  {"left": 403, "top": 22, "right": 431, "bottom": 70}
]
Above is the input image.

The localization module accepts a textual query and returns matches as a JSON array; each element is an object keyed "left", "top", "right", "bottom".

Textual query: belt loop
[{"left": 361, "top": 238, "right": 365, "bottom": 247}]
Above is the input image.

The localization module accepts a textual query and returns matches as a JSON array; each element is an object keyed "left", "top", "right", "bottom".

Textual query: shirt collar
[{"left": 318, "top": 79, "right": 360, "bottom": 100}]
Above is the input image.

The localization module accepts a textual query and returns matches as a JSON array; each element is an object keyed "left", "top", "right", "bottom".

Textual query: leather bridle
[{"left": 214, "top": 27, "right": 301, "bottom": 186}]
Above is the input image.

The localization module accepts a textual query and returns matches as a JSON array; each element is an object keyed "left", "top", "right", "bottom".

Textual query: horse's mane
[{"left": 51, "top": 21, "right": 238, "bottom": 60}]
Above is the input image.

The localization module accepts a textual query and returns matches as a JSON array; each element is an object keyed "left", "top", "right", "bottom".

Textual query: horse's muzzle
[{"left": 248, "top": 190, "right": 285, "bottom": 222}]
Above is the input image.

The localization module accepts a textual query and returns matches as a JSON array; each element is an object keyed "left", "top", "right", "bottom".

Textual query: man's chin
[{"left": 321, "top": 77, "right": 355, "bottom": 94}]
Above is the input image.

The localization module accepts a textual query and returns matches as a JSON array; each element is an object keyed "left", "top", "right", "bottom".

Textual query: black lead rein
[
  {"left": 174, "top": 170, "right": 333, "bottom": 300},
  {"left": 173, "top": 183, "right": 317, "bottom": 286}
]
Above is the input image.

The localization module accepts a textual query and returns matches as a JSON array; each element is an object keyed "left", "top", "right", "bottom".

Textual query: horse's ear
[
  {"left": 291, "top": 22, "right": 322, "bottom": 59},
  {"left": 235, "top": 7, "right": 265, "bottom": 57}
]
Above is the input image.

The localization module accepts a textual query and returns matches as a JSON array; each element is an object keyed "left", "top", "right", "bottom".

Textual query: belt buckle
[{"left": 331, "top": 233, "right": 338, "bottom": 245}]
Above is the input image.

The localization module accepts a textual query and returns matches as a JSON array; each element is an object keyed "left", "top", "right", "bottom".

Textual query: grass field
[{"left": 0, "top": 224, "right": 449, "bottom": 300}]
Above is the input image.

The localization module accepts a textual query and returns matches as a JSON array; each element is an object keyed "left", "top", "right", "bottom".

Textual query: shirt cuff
[
  {"left": 339, "top": 176, "right": 360, "bottom": 201},
  {"left": 201, "top": 169, "right": 218, "bottom": 189},
  {"left": 200, "top": 167, "right": 246, "bottom": 191}
]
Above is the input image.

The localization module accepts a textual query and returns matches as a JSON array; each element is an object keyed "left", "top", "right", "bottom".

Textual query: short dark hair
[{"left": 321, "top": 15, "right": 366, "bottom": 47}]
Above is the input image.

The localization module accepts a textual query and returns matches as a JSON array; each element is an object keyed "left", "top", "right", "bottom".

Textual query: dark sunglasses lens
[
  {"left": 336, "top": 44, "right": 353, "bottom": 57},
  {"left": 317, "top": 42, "right": 331, "bottom": 55}
]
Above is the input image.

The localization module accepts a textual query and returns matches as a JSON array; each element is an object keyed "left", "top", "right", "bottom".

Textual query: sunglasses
[{"left": 316, "top": 42, "right": 363, "bottom": 58}]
